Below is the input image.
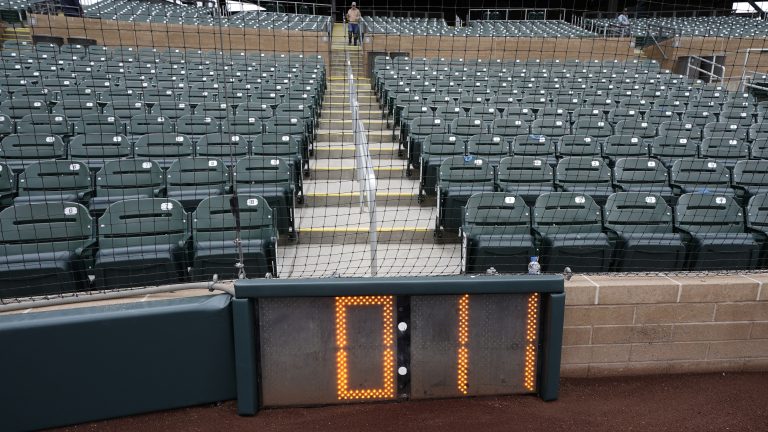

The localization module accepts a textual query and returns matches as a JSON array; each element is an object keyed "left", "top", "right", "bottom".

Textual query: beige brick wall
[{"left": 560, "top": 274, "right": 768, "bottom": 378}]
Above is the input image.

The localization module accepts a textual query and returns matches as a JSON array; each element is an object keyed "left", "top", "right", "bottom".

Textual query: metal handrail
[
  {"left": 346, "top": 51, "right": 378, "bottom": 276},
  {"left": 687, "top": 55, "right": 725, "bottom": 83}
]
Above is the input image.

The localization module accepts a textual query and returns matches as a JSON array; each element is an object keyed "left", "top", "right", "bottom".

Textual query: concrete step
[
  {"left": 326, "top": 94, "right": 377, "bottom": 103},
  {"left": 318, "top": 118, "right": 390, "bottom": 130},
  {"left": 314, "top": 143, "right": 399, "bottom": 158},
  {"left": 309, "top": 158, "right": 405, "bottom": 180},
  {"left": 315, "top": 129, "right": 397, "bottom": 143},
  {"left": 276, "top": 243, "right": 461, "bottom": 278},
  {"left": 320, "top": 109, "right": 385, "bottom": 120}
]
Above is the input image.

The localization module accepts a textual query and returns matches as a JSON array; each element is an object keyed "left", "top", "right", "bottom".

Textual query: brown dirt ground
[{"left": 51, "top": 372, "right": 768, "bottom": 432}]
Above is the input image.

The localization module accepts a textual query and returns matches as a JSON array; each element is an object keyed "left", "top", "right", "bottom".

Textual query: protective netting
[{"left": 0, "top": 0, "right": 767, "bottom": 301}]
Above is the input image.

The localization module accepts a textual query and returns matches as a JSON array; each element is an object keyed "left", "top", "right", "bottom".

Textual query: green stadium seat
[
  {"left": 233, "top": 156, "right": 296, "bottom": 239},
  {"left": 733, "top": 160, "right": 768, "bottom": 202},
  {"left": 222, "top": 116, "right": 264, "bottom": 137},
  {"left": 670, "top": 159, "right": 732, "bottom": 196},
  {"left": 604, "top": 192, "right": 685, "bottom": 271},
  {"left": 555, "top": 156, "right": 614, "bottom": 205},
  {"left": 461, "top": 192, "right": 535, "bottom": 274},
  {"left": 533, "top": 192, "right": 611, "bottom": 272},
  {"left": 192, "top": 194, "right": 278, "bottom": 280},
  {"left": 72, "top": 114, "right": 124, "bottom": 135},
  {"left": 251, "top": 133, "right": 305, "bottom": 200},
  {"left": 134, "top": 133, "right": 194, "bottom": 169},
  {"left": 0, "top": 133, "right": 66, "bottom": 172},
  {"left": 746, "top": 193, "right": 768, "bottom": 267},
  {"left": 90, "top": 159, "right": 164, "bottom": 215},
  {"left": 0, "top": 202, "right": 94, "bottom": 297},
  {"left": 0, "top": 162, "right": 15, "bottom": 206},
  {"left": 196, "top": 132, "right": 249, "bottom": 166},
  {"left": 650, "top": 136, "right": 699, "bottom": 168},
  {"left": 496, "top": 155, "right": 555, "bottom": 206},
  {"left": 127, "top": 115, "right": 173, "bottom": 136},
  {"left": 51, "top": 99, "right": 100, "bottom": 119},
  {"left": 15, "top": 160, "right": 92, "bottom": 205},
  {"left": 436, "top": 155, "right": 495, "bottom": 235},
  {"left": 16, "top": 114, "right": 70, "bottom": 135},
  {"left": 68, "top": 134, "right": 131, "bottom": 173},
  {"left": 419, "top": 134, "right": 465, "bottom": 199},
  {"left": 94, "top": 198, "right": 189, "bottom": 289},
  {"left": 166, "top": 157, "right": 227, "bottom": 211},
  {"left": 675, "top": 193, "right": 760, "bottom": 270}
]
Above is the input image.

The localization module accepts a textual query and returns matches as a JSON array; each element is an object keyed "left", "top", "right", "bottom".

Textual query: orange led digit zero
[
  {"left": 335, "top": 296, "right": 396, "bottom": 400},
  {"left": 457, "top": 294, "right": 470, "bottom": 395},
  {"left": 524, "top": 293, "right": 540, "bottom": 392}
]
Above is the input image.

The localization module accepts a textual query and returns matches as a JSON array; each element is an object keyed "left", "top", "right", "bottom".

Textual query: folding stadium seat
[
  {"left": 532, "top": 192, "right": 611, "bottom": 272},
  {"left": 393, "top": 94, "right": 424, "bottom": 126},
  {"left": 264, "top": 116, "right": 310, "bottom": 160},
  {"left": 571, "top": 118, "right": 612, "bottom": 143},
  {"left": 142, "top": 88, "right": 181, "bottom": 103},
  {"left": 13, "top": 87, "right": 52, "bottom": 103},
  {"left": 491, "top": 118, "right": 529, "bottom": 139},
  {"left": 193, "top": 132, "right": 247, "bottom": 165},
  {"left": 698, "top": 87, "right": 729, "bottom": 105},
  {"left": 94, "top": 198, "right": 189, "bottom": 289},
  {"left": 700, "top": 137, "right": 750, "bottom": 170},
  {"left": 0, "top": 113, "right": 14, "bottom": 136},
  {"left": 59, "top": 85, "right": 100, "bottom": 102},
  {"left": 165, "top": 157, "right": 227, "bottom": 212},
  {"left": 175, "top": 114, "right": 220, "bottom": 137},
  {"left": 127, "top": 115, "right": 174, "bottom": 136},
  {"left": 233, "top": 156, "right": 296, "bottom": 239},
  {"left": 675, "top": 193, "right": 760, "bottom": 270},
  {"left": 496, "top": 156, "right": 555, "bottom": 206},
  {"left": 451, "top": 117, "right": 485, "bottom": 139},
  {"left": 398, "top": 104, "right": 432, "bottom": 142},
  {"left": 436, "top": 156, "right": 495, "bottom": 235},
  {"left": 72, "top": 114, "right": 124, "bottom": 135},
  {"left": 0, "top": 99, "right": 47, "bottom": 119},
  {"left": 194, "top": 102, "right": 232, "bottom": 120},
  {"left": 732, "top": 160, "right": 768, "bottom": 203},
  {"left": 406, "top": 116, "right": 448, "bottom": 174},
  {"left": 15, "top": 160, "right": 92, "bottom": 205},
  {"left": 461, "top": 192, "right": 535, "bottom": 274},
  {"left": 571, "top": 107, "right": 604, "bottom": 123},
  {"left": 0, "top": 202, "right": 94, "bottom": 297},
  {"left": 251, "top": 133, "right": 305, "bottom": 198},
  {"left": 531, "top": 118, "right": 569, "bottom": 145},
  {"left": 90, "top": 159, "right": 165, "bottom": 215},
  {"left": 748, "top": 121, "right": 768, "bottom": 142},
  {"left": 704, "top": 122, "right": 748, "bottom": 140},
  {"left": 134, "top": 133, "right": 194, "bottom": 169},
  {"left": 617, "top": 97, "right": 651, "bottom": 112},
  {"left": 536, "top": 107, "right": 569, "bottom": 122},
  {"left": 658, "top": 120, "right": 702, "bottom": 142},
  {"left": 0, "top": 132, "right": 66, "bottom": 173},
  {"left": 613, "top": 157, "right": 674, "bottom": 203},
  {"left": 466, "top": 134, "right": 507, "bottom": 166},
  {"left": 222, "top": 115, "right": 263, "bottom": 137},
  {"left": 606, "top": 108, "right": 638, "bottom": 126},
  {"left": 554, "top": 156, "right": 613, "bottom": 205},
  {"left": 520, "top": 95, "right": 549, "bottom": 112},
  {"left": 512, "top": 134, "right": 556, "bottom": 168},
  {"left": 752, "top": 138, "right": 768, "bottom": 159},
  {"left": 670, "top": 159, "right": 732, "bottom": 196},
  {"left": 649, "top": 136, "right": 699, "bottom": 168},
  {"left": 236, "top": 102, "right": 274, "bottom": 120},
  {"left": 191, "top": 194, "right": 278, "bottom": 280},
  {"left": 604, "top": 192, "right": 685, "bottom": 271},
  {"left": 747, "top": 193, "right": 768, "bottom": 266},
  {"left": 104, "top": 99, "right": 146, "bottom": 119},
  {"left": 616, "top": 119, "right": 656, "bottom": 143},
  {"left": 602, "top": 135, "right": 647, "bottom": 166}
]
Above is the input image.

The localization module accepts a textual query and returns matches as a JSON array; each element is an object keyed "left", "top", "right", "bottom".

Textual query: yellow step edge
[
  {"left": 316, "top": 146, "right": 398, "bottom": 150},
  {"left": 312, "top": 167, "right": 401, "bottom": 171},
  {"left": 307, "top": 192, "right": 415, "bottom": 197},
  {"left": 300, "top": 227, "right": 430, "bottom": 233}
]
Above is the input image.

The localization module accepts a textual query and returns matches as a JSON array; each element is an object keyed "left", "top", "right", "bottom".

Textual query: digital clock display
[{"left": 232, "top": 275, "right": 564, "bottom": 413}]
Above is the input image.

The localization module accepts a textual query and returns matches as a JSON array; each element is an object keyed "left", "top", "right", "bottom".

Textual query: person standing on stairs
[{"left": 347, "top": 2, "right": 361, "bottom": 46}]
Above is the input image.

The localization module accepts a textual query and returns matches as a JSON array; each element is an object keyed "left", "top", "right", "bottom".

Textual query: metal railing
[
  {"left": 687, "top": 55, "right": 726, "bottom": 83},
  {"left": 346, "top": 51, "right": 378, "bottom": 276},
  {"left": 740, "top": 47, "right": 768, "bottom": 92},
  {"left": 467, "top": 8, "right": 567, "bottom": 23}
]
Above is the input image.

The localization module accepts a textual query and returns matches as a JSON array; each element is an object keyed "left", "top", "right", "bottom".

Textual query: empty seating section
[
  {"left": 361, "top": 17, "right": 594, "bottom": 37},
  {"left": 0, "top": 44, "right": 319, "bottom": 295},
  {"left": 371, "top": 56, "right": 768, "bottom": 273},
  {"left": 585, "top": 16, "right": 768, "bottom": 37}
]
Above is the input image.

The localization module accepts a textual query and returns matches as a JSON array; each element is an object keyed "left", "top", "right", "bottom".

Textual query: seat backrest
[
  {"left": 251, "top": 133, "right": 301, "bottom": 158},
  {"left": 556, "top": 156, "right": 611, "bottom": 185},
  {"left": 747, "top": 193, "right": 768, "bottom": 234},
  {"left": 467, "top": 134, "right": 507, "bottom": 158},
  {"left": 512, "top": 134, "right": 554, "bottom": 156},
  {"left": 558, "top": 135, "right": 600, "bottom": 157},
  {"left": 451, "top": 117, "right": 485, "bottom": 137},
  {"left": 650, "top": 136, "right": 698, "bottom": 158},
  {"left": 196, "top": 132, "right": 248, "bottom": 158},
  {"left": 531, "top": 118, "right": 569, "bottom": 137},
  {"left": 127, "top": 114, "right": 173, "bottom": 135},
  {"left": 234, "top": 156, "right": 292, "bottom": 187},
  {"left": 491, "top": 118, "right": 529, "bottom": 137},
  {"left": 658, "top": 120, "right": 701, "bottom": 140},
  {"left": 69, "top": 133, "right": 131, "bottom": 161},
  {"left": 703, "top": 121, "right": 747, "bottom": 139},
  {"left": 134, "top": 133, "right": 194, "bottom": 159},
  {"left": 195, "top": 101, "right": 232, "bottom": 119},
  {"left": 603, "top": 135, "right": 647, "bottom": 158},
  {"left": 700, "top": 137, "right": 750, "bottom": 160},
  {"left": 99, "top": 198, "right": 186, "bottom": 249},
  {"left": 533, "top": 192, "right": 603, "bottom": 235},
  {"left": 422, "top": 134, "right": 465, "bottom": 156},
  {"left": 604, "top": 192, "right": 673, "bottom": 234},
  {"left": 176, "top": 114, "right": 220, "bottom": 136},
  {"left": 614, "top": 157, "right": 669, "bottom": 185},
  {"left": 671, "top": 159, "right": 730, "bottom": 189},
  {"left": 0, "top": 133, "right": 65, "bottom": 161},
  {"left": 167, "top": 157, "right": 227, "bottom": 190},
  {"left": 463, "top": 192, "right": 530, "bottom": 235},
  {"left": 0, "top": 98, "right": 47, "bottom": 118},
  {"left": 96, "top": 159, "right": 164, "bottom": 194},
  {"left": 497, "top": 156, "right": 553, "bottom": 184},
  {"left": 193, "top": 194, "right": 275, "bottom": 243},
  {"left": 733, "top": 160, "right": 768, "bottom": 189},
  {"left": 617, "top": 119, "right": 656, "bottom": 138},
  {"left": 18, "top": 160, "right": 91, "bottom": 195},
  {"left": 410, "top": 116, "right": 449, "bottom": 136},
  {"left": 51, "top": 98, "right": 100, "bottom": 119},
  {"left": 675, "top": 193, "right": 745, "bottom": 234},
  {"left": 17, "top": 114, "right": 70, "bottom": 135},
  {"left": 73, "top": 114, "right": 124, "bottom": 135},
  {"left": 438, "top": 155, "right": 494, "bottom": 187},
  {"left": 573, "top": 118, "right": 612, "bottom": 138},
  {"left": 0, "top": 202, "right": 92, "bottom": 255}
]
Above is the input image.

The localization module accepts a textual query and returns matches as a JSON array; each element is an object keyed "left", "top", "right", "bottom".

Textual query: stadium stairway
[
  {"left": 276, "top": 24, "right": 462, "bottom": 278},
  {"left": 0, "top": 25, "right": 31, "bottom": 45}
]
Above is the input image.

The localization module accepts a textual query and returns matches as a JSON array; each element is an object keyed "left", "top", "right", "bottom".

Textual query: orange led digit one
[
  {"left": 335, "top": 296, "right": 395, "bottom": 400},
  {"left": 457, "top": 294, "right": 470, "bottom": 395},
  {"left": 524, "top": 293, "right": 539, "bottom": 391}
]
